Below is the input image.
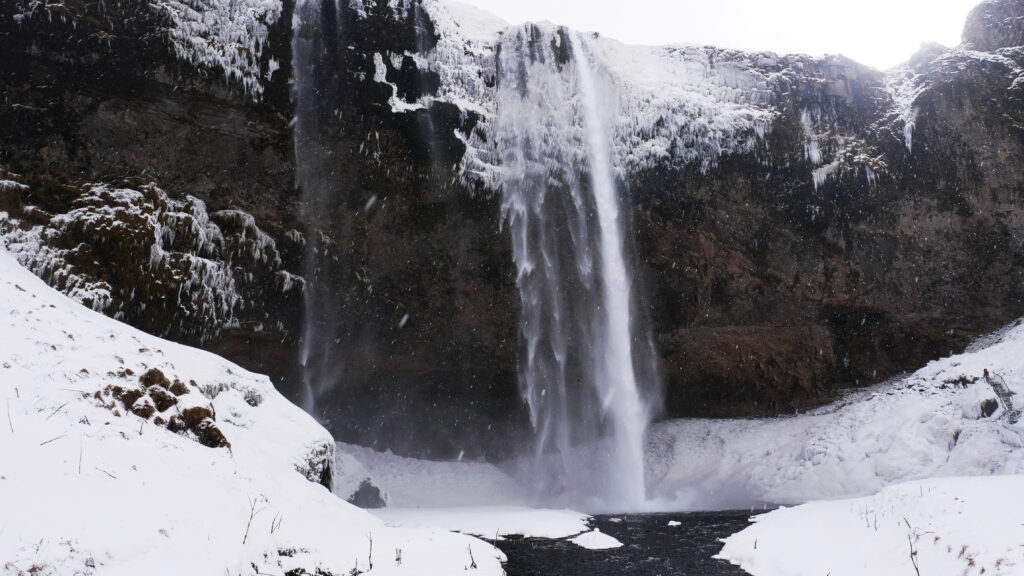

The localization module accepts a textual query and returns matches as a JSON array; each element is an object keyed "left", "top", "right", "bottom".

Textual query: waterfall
[
  {"left": 292, "top": 0, "right": 347, "bottom": 415},
  {"left": 495, "top": 26, "right": 660, "bottom": 510},
  {"left": 412, "top": 1, "right": 442, "bottom": 176}
]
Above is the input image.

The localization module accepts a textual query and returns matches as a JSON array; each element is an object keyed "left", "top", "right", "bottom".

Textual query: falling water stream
[
  {"left": 496, "top": 26, "right": 660, "bottom": 510},
  {"left": 292, "top": 2, "right": 659, "bottom": 509},
  {"left": 292, "top": 0, "right": 347, "bottom": 415},
  {"left": 570, "top": 33, "right": 649, "bottom": 508}
]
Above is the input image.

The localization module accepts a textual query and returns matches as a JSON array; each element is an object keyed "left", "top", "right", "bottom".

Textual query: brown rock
[{"left": 139, "top": 368, "right": 171, "bottom": 389}]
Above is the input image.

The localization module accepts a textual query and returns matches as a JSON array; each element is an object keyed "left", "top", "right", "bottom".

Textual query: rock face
[
  {"left": 0, "top": 0, "right": 522, "bottom": 459},
  {"left": 3, "top": 0, "right": 1024, "bottom": 458},
  {"left": 963, "top": 0, "right": 1024, "bottom": 51}
]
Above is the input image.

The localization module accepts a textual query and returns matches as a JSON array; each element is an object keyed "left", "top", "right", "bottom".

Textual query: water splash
[{"left": 495, "top": 25, "right": 660, "bottom": 511}]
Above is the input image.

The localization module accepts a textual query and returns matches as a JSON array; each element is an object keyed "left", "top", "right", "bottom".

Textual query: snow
[
  {"left": 569, "top": 529, "right": 623, "bottom": 550},
  {"left": 0, "top": 248, "right": 505, "bottom": 575},
  {"left": 335, "top": 442, "right": 530, "bottom": 507},
  {"left": 885, "top": 65, "right": 928, "bottom": 153},
  {"left": 374, "top": 52, "right": 425, "bottom": 114},
  {"left": 151, "top": 0, "right": 282, "bottom": 99},
  {"left": 646, "top": 318, "right": 1024, "bottom": 511},
  {"left": 718, "top": 475, "right": 1024, "bottom": 576},
  {"left": 376, "top": 507, "right": 591, "bottom": 540},
  {"left": 333, "top": 443, "right": 594, "bottom": 541}
]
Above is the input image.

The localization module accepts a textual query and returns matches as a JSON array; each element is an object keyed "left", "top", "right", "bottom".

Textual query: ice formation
[
  {"left": 413, "top": 1, "right": 775, "bottom": 187},
  {"left": 151, "top": 0, "right": 283, "bottom": 99},
  {"left": 0, "top": 183, "right": 283, "bottom": 341}
]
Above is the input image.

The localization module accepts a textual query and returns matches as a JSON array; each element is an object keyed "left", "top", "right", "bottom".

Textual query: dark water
[{"left": 493, "top": 512, "right": 754, "bottom": 576}]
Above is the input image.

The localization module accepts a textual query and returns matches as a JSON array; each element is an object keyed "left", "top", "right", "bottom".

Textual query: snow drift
[{"left": 0, "top": 248, "right": 504, "bottom": 576}]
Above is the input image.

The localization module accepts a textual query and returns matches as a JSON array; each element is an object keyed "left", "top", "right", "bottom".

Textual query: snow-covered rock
[
  {"left": 0, "top": 248, "right": 504, "bottom": 575},
  {"left": 569, "top": 529, "right": 623, "bottom": 550},
  {"left": 647, "top": 318, "right": 1024, "bottom": 510},
  {"left": 0, "top": 182, "right": 293, "bottom": 343}
]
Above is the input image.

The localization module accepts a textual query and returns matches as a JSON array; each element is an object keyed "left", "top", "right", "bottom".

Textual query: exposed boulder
[{"left": 347, "top": 479, "right": 388, "bottom": 509}]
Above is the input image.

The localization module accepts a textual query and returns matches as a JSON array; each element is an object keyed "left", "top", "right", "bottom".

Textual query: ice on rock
[
  {"left": 416, "top": 1, "right": 775, "bottom": 187},
  {"left": 151, "top": 0, "right": 283, "bottom": 99},
  {"left": 0, "top": 183, "right": 287, "bottom": 341},
  {"left": 886, "top": 66, "right": 927, "bottom": 153},
  {"left": 800, "top": 108, "right": 823, "bottom": 165}
]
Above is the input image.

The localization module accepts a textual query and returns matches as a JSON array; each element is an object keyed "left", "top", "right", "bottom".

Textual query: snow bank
[
  {"left": 718, "top": 475, "right": 1024, "bottom": 576},
  {"left": 0, "top": 248, "right": 504, "bottom": 576},
  {"left": 333, "top": 443, "right": 593, "bottom": 541},
  {"left": 647, "top": 319, "right": 1024, "bottom": 510},
  {"left": 335, "top": 441, "right": 530, "bottom": 507}
]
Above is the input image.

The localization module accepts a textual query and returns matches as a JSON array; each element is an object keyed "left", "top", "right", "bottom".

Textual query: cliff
[{"left": 2, "top": 0, "right": 1023, "bottom": 458}]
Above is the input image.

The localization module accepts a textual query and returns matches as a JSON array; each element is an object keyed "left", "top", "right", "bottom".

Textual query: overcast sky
[{"left": 453, "top": 0, "right": 983, "bottom": 69}]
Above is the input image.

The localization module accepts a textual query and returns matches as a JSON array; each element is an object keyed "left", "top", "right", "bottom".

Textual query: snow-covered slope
[
  {"left": 647, "top": 320, "right": 1024, "bottom": 510},
  {"left": 0, "top": 248, "right": 503, "bottom": 576},
  {"left": 718, "top": 476, "right": 1024, "bottom": 576}
]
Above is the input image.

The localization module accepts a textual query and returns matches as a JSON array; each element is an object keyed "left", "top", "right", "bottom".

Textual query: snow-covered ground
[
  {"left": 335, "top": 442, "right": 598, "bottom": 543},
  {"left": 646, "top": 320, "right": 1024, "bottom": 510},
  {"left": 335, "top": 441, "right": 530, "bottom": 508},
  {"left": 0, "top": 248, "right": 505, "bottom": 576},
  {"left": 719, "top": 475, "right": 1024, "bottom": 576}
]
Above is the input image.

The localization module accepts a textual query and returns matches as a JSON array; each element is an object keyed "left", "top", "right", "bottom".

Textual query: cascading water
[
  {"left": 495, "top": 26, "right": 661, "bottom": 510},
  {"left": 411, "top": 1, "right": 443, "bottom": 176},
  {"left": 292, "top": 0, "right": 348, "bottom": 415}
]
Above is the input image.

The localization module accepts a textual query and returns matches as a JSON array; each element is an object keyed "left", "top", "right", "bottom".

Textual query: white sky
[{"left": 453, "top": 0, "right": 983, "bottom": 70}]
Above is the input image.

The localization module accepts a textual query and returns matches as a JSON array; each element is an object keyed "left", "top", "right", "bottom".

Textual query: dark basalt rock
[
  {"left": 347, "top": 479, "right": 387, "bottom": 509},
  {"left": 981, "top": 398, "right": 1000, "bottom": 418}
]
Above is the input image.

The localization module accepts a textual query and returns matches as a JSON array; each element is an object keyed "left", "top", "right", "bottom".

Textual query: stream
[{"left": 494, "top": 511, "right": 756, "bottom": 576}]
